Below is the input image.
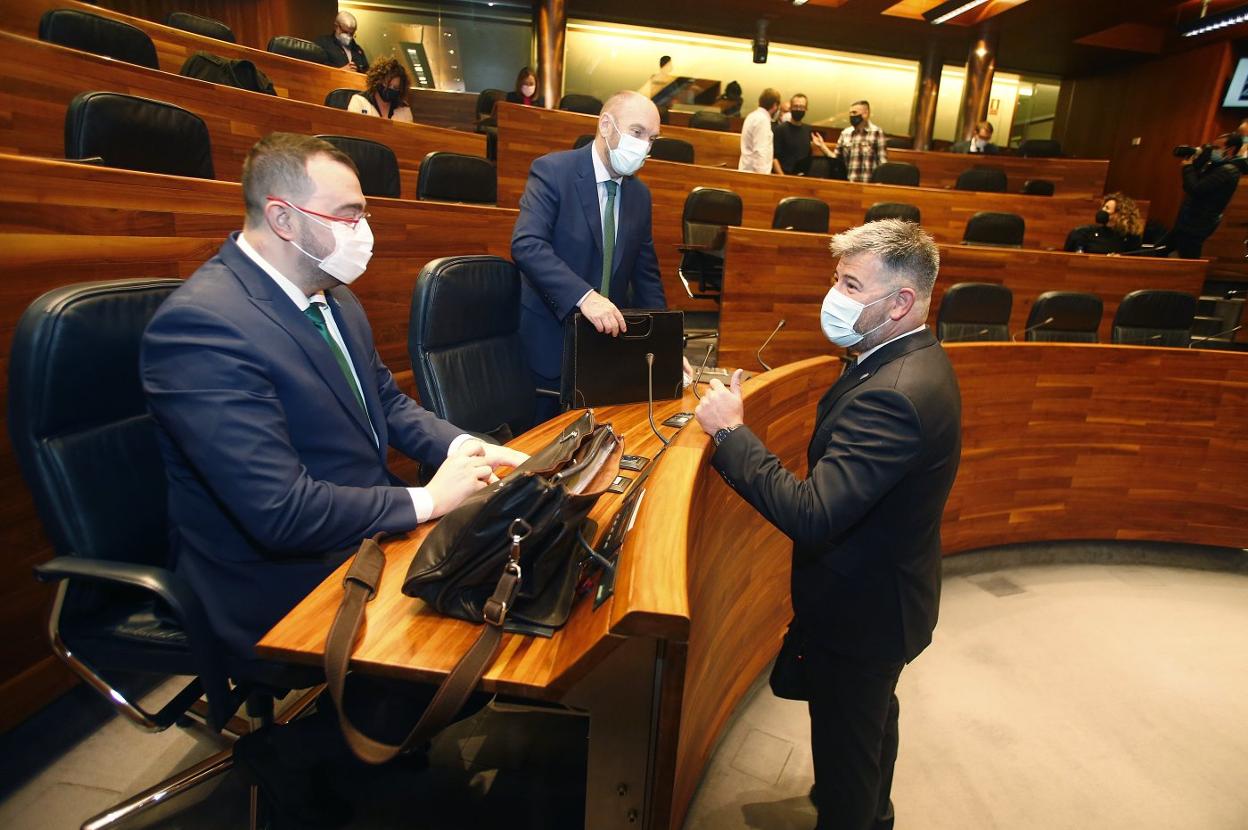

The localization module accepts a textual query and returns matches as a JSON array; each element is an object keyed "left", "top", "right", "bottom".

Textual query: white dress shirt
[
  {"left": 235, "top": 234, "right": 471, "bottom": 523},
  {"left": 855, "top": 325, "right": 927, "bottom": 364},
  {"left": 577, "top": 145, "right": 625, "bottom": 308},
  {"left": 738, "top": 107, "right": 775, "bottom": 174}
]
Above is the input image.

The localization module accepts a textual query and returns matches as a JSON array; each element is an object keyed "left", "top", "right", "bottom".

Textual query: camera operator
[{"left": 1166, "top": 133, "right": 1242, "bottom": 259}]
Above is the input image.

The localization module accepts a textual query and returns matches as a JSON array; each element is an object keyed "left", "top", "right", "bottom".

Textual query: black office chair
[
  {"left": 559, "top": 94, "right": 603, "bottom": 115},
  {"left": 885, "top": 136, "right": 913, "bottom": 149},
  {"left": 165, "top": 11, "right": 235, "bottom": 42},
  {"left": 963, "top": 211, "right": 1026, "bottom": 247},
  {"left": 772, "top": 197, "right": 829, "bottom": 233},
  {"left": 650, "top": 137, "right": 695, "bottom": 164},
  {"left": 1022, "top": 179, "right": 1055, "bottom": 196},
  {"left": 9, "top": 279, "right": 320, "bottom": 830},
  {"left": 937, "top": 282, "right": 1013, "bottom": 342},
  {"left": 39, "top": 8, "right": 159, "bottom": 69},
  {"left": 324, "top": 88, "right": 359, "bottom": 109},
  {"left": 865, "top": 202, "right": 921, "bottom": 224},
  {"left": 1143, "top": 218, "right": 1168, "bottom": 245},
  {"left": 690, "top": 111, "right": 730, "bottom": 131},
  {"left": 955, "top": 167, "right": 1008, "bottom": 193},
  {"left": 870, "top": 162, "right": 921, "bottom": 187},
  {"left": 417, "top": 152, "right": 497, "bottom": 204},
  {"left": 1024, "top": 291, "right": 1103, "bottom": 342},
  {"left": 1111, "top": 289, "right": 1196, "bottom": 346},
  {"left": 1018, "top": 139, "right": 1062, "bottom": 158},
  {"left": 807, "top": 155, "right": 848, "bottom": 180},
  {"left": 267, "top": 35, "right": 331, "bottom": 65},
  {"left": 475, "top": 88, "right": 506, "bottom": 131},
  {"left": 573, "top": 134, "right": 595, "bottom": 149},
  {"left": 409, "top": 257, "right": 549, "bottom": 441},
  {"left": 315, "top": 135, "right": 400, "bottom": 198},
  {"left": 65, "top": 92, "right": 214, "bottom": 179},
  {"left": 678, "top": 187, "right": 742, "bottom": 298}
]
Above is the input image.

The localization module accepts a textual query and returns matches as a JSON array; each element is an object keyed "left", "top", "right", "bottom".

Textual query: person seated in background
[
  {"left": 835, "top": 100, "right": 888, "bottom": 182},
  {"left": 348, "top": 58, "right": 413, "bottom": 122},
  {"left": 1064, "top": 192, "right": 1145, "bottom": 254},
  {"left": 740, "top": 88, "right": 783, "bottom": 175},
  {"left": 718, "top": 80, "right": 744, "bottom": 117},
  {"left": 950, "top": 121, "right": 999, "bottom": 155},
  {"left": 506, "top": 67, "right": 543, "bottom": 107},
  {"left": 315, "top": 11, "right": 368, "bottom": 73},
  {"left": 773, "top": 93, "right": 834, "bottom": 175},
  {"left": 638, "top": 55, "right": 675, "bottom": 99}
]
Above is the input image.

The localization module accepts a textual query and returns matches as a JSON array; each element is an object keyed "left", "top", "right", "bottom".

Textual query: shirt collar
[
  {"left": 590, "top": 140, "right": 622, "bottom": 186},
  {"left": 235, "top": 232, "right": 327, "bottom": 311},
  {"left": 855, "top": 325, "right": 926, "bottom": 364}
]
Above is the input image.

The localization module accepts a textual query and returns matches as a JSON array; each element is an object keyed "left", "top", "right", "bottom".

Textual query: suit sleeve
[
  {"left": 511, "top": 155, "right": 596, "bottom": 321},
  {"left": 711, "top": 388, "right": 922, "bottom": 550},
  {"left": 1182, "top": 163, "right": 1235, "bottom": 197},
  {"left": 141, "top": 302, "right": 420, "bottom": 555},
  {"left": 630, "top": 185, "right": 667, "bottom": 309}
]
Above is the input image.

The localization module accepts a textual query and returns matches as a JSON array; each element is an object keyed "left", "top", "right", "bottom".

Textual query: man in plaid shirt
[{"left": 836, "top": 100, "right": 888, "bottom": 183}]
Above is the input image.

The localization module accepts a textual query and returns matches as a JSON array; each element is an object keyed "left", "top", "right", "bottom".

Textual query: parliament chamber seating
[
  {"left": 1025, "top": 291, "right": 1103, "bottom": 342},
  {"left": 679, "top": 187, "right": 743, "bottom": 295},
  {"left": 772, "top": 197, "right": 830, "bottom": 233},
  {"left": 865, "top": 201, "right": 921, "bottom": 223},
  {"left": 315, "top": 135, "right": 402, "bottom": 198},
  {"left": 559, "top": 93, "right": 602, "bottom": 114},
  {"left": 806, "top": 155, "right": 849, "bottom": 179},
  {"left": 323, "top": 87, "right": 357, "bottom": 109},
  {"left": 650, "top": 137, "right": 696, "bottom": 164},
  {"left": 64, "top": 91, "right": 214, "bottom": 179},
  {"left": 1022, "top": 178, "right": 1056, "bottom": 196},
  {"left": 1111, "top": 289, "right": 1197, "bottom": 346},
  {"left": 1019, "top": 138, "right": 1063, "bottom": 157},
  {"left": 964, "top": 211, "right": 1026, "bottom": 247},
  {"left": 936, "top": 282, "right": 1014, "bottom": 342},
  {"left": 689, "top": 110, "right": 731, "bottom": 131},
  {"left": 870, "top": 161, "right": 921, "bottom": 186},
  {"left": 573, "top": 134, "right": 596, "bottom": 149},
  {"left": 38, "top": 7, "right": 159, "bottom": 69},
  {"left": 417, "top": 152, "right": 499, "bottom": 205},
  {"left": 266, "top": 34, "right": 329, "bottom": 65},
  {"left": 164, "top": 11, "right": 233, "bottom": 43},
  {"left": 955, "top": 166, "right": 1008, "bottom": 193}
]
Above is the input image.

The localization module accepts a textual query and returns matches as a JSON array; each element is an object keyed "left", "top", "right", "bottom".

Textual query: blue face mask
[
  {"left": 1211, "top": 149, "right": 1226, "bottom": 163},
  {"left": 605, "top": 114, "right": 650, "bottom": 177}
]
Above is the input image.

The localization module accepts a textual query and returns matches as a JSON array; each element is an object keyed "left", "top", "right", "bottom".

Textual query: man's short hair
[
  {"left": 791, "top": 93, "right": 808, "bottom": 105},
  {"left": 241, "top": 133, "right": 358, "bottom": 225},
  {"left": 335, "top": 11, "right": 357, "bottom": 30},
  {"left": 974, "top": 119, "right": 993, "bottom": 134},
  {"left": 660, "top": 55, "right": 671, "bottom": 68},
  {"left": 852, "top": 99, "right": 871, "bottom": 110},
  {"left": 829, "top": 219, "right": 940, "bottom": 299},
  {"left": 759, "top": 88, "right": 782, "bottom": 110}
]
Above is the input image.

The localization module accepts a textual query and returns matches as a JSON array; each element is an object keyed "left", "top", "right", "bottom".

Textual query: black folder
[{"left": 560, "top": 310, "right": 684, "bottom": 408}]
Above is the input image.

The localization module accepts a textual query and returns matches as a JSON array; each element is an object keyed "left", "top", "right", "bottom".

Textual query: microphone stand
[
  {"left": 645, "top": 353, "right": 672, "bottom": 447},
  {"left": 756, "top": 318, "right": 786, "bottom": 371},
  {"left": 1012, "top": 317, "right": 1056, "bottom": 342}
]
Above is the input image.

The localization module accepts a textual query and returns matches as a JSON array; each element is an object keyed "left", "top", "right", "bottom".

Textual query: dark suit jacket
[
  {"left": 313, "top": 34, "right": 368, "bottom": 72},
  {"left": 1175, "top": 159, "right": 1241, "bottom": 237},
  {"left": 713, "top": 330, "right": 961, "bottom": 663},
  {"left": 949, "top": 139, "right": 999, "bottom": 155},
  {"left": 510, "top": 144, "right": 667, "bottom": 379},
  {"left": 141, "top": 234, "right": 460, "bottom": 657}
]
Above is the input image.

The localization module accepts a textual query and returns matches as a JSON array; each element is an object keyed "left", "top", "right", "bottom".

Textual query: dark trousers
[
  {"left": 1165, "top": 228, "right": 1208, "bottom": 259},
  {"left": 807, "top": 647, "right": 905, "bottom": 830}
]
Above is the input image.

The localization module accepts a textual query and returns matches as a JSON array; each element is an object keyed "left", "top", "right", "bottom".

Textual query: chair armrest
[{"left": 536, "top": 387, "right": 561, "bottom": 399}]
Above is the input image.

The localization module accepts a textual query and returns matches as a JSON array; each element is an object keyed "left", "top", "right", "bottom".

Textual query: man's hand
[
  {"left": 580, "top": 291, "right": 627, "bottom": 336},
  {"left": 346, "top": 61, "right": 358, "bottom": 72},
  {"left": 811, "top": 132, "right": 830, "bottom": 156},
  {"left": 682, "top": 356, "right": 694, "bottom": 386},
  {"left": 694, "top": 369, "right": 745, "bottom": 436},
  {"left": 425, "top": 453, "right": 492, "bottom": 518},
  {"left": 452, "top": 438, "right": 529, "bottom": 471}
]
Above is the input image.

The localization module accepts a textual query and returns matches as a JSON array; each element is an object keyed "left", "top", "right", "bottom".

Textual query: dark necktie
[
  {"left": 304, "top": 302, "right": 368, "bottom": 418},
  {"left": 601, "top": 180, "right": 618, "bottom": 297}
]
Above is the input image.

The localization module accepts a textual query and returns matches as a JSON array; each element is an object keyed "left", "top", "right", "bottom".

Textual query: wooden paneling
[
  {"left": 0, "top": 31, "right": 484, "bottom": 196},
  {"left": 9, "top": 0, "right": 481, "bottom": 131},
  {"left": 96, "top": 0, "right": 335, "bottom": 48},
  {"left": 715, "top": 226, "right": 1208, "bottom": 369}
]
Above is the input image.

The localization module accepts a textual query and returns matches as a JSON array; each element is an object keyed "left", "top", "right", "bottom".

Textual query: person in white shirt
[
  {"left": 347, "top": 58, "right": 414, "bottom": 122},
  {"left": 739, "top": 88, "right": 784, "bottom": 175}
]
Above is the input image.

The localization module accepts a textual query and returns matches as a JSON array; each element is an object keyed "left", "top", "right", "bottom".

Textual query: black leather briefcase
[{"left": 560, "top": 310, "right": 684, "bottom": 408}]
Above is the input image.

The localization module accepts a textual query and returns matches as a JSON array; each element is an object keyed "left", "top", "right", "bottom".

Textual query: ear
[
  {"left": 893, "top": 287, "right": 917, "bottom": 320},
  {"left": 265, "top": 200, "right": 297, "bottom": 242},
  {"left": 598, "top": 114, "right": 612, "bottom": 139}
]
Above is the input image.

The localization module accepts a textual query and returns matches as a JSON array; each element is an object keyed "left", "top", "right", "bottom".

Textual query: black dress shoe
[{"left": 233, "top": 727, "right": 353, "bottom": 830}]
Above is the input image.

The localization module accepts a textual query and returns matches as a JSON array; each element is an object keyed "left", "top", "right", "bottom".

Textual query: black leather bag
[{"left": 561, "top": 310, "right": 684, "bottom": 408}]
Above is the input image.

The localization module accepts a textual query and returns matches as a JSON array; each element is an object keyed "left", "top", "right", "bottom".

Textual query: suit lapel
[
  {"left": 576, "top": 145, "right": 604, "bottom": 257},
  {"left": 325, "top": 291, "right": 387, "bottom": 457}
]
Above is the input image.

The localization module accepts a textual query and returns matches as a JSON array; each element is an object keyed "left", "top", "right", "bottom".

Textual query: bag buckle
[{"left": 483, "top": 598, "right": 508, "bottom": 626}]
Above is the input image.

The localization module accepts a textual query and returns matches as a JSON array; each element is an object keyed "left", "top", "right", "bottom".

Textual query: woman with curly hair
[
  {"left": 348, "top": 57, "right": 413, "bottom": 122},
  {"left": 1064, "top": 192, "right": 1144, "bottom": 254}
]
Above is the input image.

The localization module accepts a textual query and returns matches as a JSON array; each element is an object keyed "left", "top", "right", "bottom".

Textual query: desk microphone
[
  {"left": 690, "top": 343, "right": 716, "bottom": 401},
  {"left": 944, "top": 328, "right": 990, "bottom": 343},
  {"left": 1012, "top": 317, "right": 1055, "bottom": 342},
  {"left": 645, "top": 353, "right": 672, "bottom": 447},
  {"left": 1188, "top": 325, "right": 1244, "bottom": 346},
  {"left": 756, "top": 318, "right": 786, "bottom": 371}
]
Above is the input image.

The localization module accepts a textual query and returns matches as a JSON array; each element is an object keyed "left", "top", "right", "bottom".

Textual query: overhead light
[
  {"left": 1180, "top": 7, "right": 1248, "bottom": 37},
  {"left": 793, "top": 0, "right": 809, "bottom": 5},
  {"left": 923, "top": 0, "right": 991, "bottom": 25}
]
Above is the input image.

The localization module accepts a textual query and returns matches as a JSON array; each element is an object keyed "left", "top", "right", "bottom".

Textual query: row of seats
[{"left": 937, "top": 285, "right": 1200, "bottom": 346}]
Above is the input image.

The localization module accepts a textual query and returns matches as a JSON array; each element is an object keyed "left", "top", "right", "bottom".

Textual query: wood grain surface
[{"left": 715, "top": 225, "right": 1208, "bottom": 369}]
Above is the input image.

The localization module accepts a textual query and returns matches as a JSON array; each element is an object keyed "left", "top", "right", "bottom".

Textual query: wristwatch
[{"left": 713, "top": 424, "right": 743, "bottom": 446}]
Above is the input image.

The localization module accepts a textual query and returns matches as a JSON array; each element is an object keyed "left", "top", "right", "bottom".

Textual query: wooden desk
[
  {"left": 0, "top": 31, "right": 485, "bottom": 195},
  {"left": 715, "top": 226, "right": 1209, "bottom": 369},
  {"left": 9, "top": 0, "right": 480, "bottom": 131}
]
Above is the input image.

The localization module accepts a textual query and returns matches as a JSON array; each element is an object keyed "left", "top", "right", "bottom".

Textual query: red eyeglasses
[{"left": 267, "top": 196, "right": 370, "bottom": 229}]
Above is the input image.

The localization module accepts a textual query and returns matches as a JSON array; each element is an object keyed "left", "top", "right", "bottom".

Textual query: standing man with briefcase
[{"left": 511, "top": 90, "right": 670, "bottom": 422}]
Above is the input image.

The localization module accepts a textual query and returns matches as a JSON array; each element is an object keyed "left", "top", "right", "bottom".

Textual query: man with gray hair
[
  {"left": 315, "top": 11, "right": 368, "bottom": 72},
  {"left": 695, "top": 219, "right": 961, "bottom": 830}
]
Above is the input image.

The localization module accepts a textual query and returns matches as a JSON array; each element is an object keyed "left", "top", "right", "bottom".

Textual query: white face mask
[
  {"left": 288, "top": 207, "right": 374, "bottom": 284},
  {"left": 605, "top": 114, "right": 650, "bottom": 177},
  {"left": 820, "top": 286, "right": 898, "bottom": 347},
  {"left": 336, "top": 32, "right": 352, "bottom": 46},
  {"left": 520, "top": 83, "right": 536, "bottom": 97}
]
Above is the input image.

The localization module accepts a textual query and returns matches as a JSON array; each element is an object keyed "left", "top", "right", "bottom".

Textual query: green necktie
[
  {"left": 601, "top": 179, "right": 618, "bottom": 297},
  {"left": 304, "top": 302, "right": 368, "bottom": 418}
]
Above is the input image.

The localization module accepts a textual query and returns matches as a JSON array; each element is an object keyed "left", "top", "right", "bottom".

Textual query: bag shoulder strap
[{"left": 323, "top": 533, "right": 522, "bottom": 764}]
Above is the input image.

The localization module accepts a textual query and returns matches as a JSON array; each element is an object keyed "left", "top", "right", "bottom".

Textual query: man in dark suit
[
  {"left": 511, "top": 90, "right": 670, "bottom": 420},
  {"left": 141, "top": 132, "right": 524, "bottom": 662},
  {"left": 314, "top": 11, "right": 368, "bottom": 73},
  {"left": 694, "top": 220, "right": 962, "bottom": 830},
  {"left": 950, "top": 120, "right": 999, "bottom": 155}
]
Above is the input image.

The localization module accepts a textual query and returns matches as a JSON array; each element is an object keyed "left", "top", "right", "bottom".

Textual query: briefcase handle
[{"left": 621, "top": 314, "right": 653, "bottom": 339}]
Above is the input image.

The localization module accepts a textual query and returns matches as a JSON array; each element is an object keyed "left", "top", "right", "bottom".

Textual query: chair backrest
[
  {"left": 1026, "top": 291, "right": 1102, "bottom": 342},
  {"left": 955, "top": 166, "right": 1008, "bottom": 193},
  {"left": 683, "top": 187, "right": 743, "bottom": 251},
  {"left": 885, "top": 136, "right": 912, "bottom": 149},
  {"left": 963, "top": 211, "right": 1025, "bottom": 247},
  {"left": 650, "top": 137, "right": 695, "bottom": 164},
  {"left": 772, "top": 197, "right": 830, "bottom": 233},
  {"left": 559, "top": 94, "right": 603, "bottom": 115},
  {"left": 1143, "top": 218, "right": 1168, "bottom": 245},
  {"left": 572, "top": 134, "right": 595, "bottom": 150},
  {"left": 865, "top": 202, "right": 921, "bottom": 224},
  {"left": 324, "top": 88, "right": 359, "bottom": 110},
  {"left": 416, "top": 152, "right": 497, "bottom": 204},
  {"left": 476, "top": 88, "right": 506, "bottom": 118},
  {"left": 937, "top": 282, "right": 1013, "bottom": 342},
  {"left": 65, "top": 92, "right": 214, "bottom": 179},
  {"left": 807, "top": 155, "right": 848, "bottom": 180},
  {"left": 315, "top": 135, "right": 400, "bottom": 198},
  {"left": 1111, "top": 289, "right": 1196, "bottom": 346},
  {"left": 689, "top": 111, "right": 730, "bottom": 131},
  {"left": 267, "top": 35, "right": 330, "bottom": 65},
  {"left": 9, "top": 279, "right": 179, "bottom": 569},
  {"left": 870, "top": 162, "right": 920, "bottom": 186},
  {"left": 1018, "top": 139, "right": 1062, "bottom": 157},
  {"left": 39, "top": 9, "right": 159, "bottom": 70},
  {"left": 165, "top": 11, "right": 234, "bottom": 42},
  {"left": 1022, "top": 179, "right": 1055, "bottom": 196},
  {"left": 409, "top": 257, "right": 535, "bottom": 439}
]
